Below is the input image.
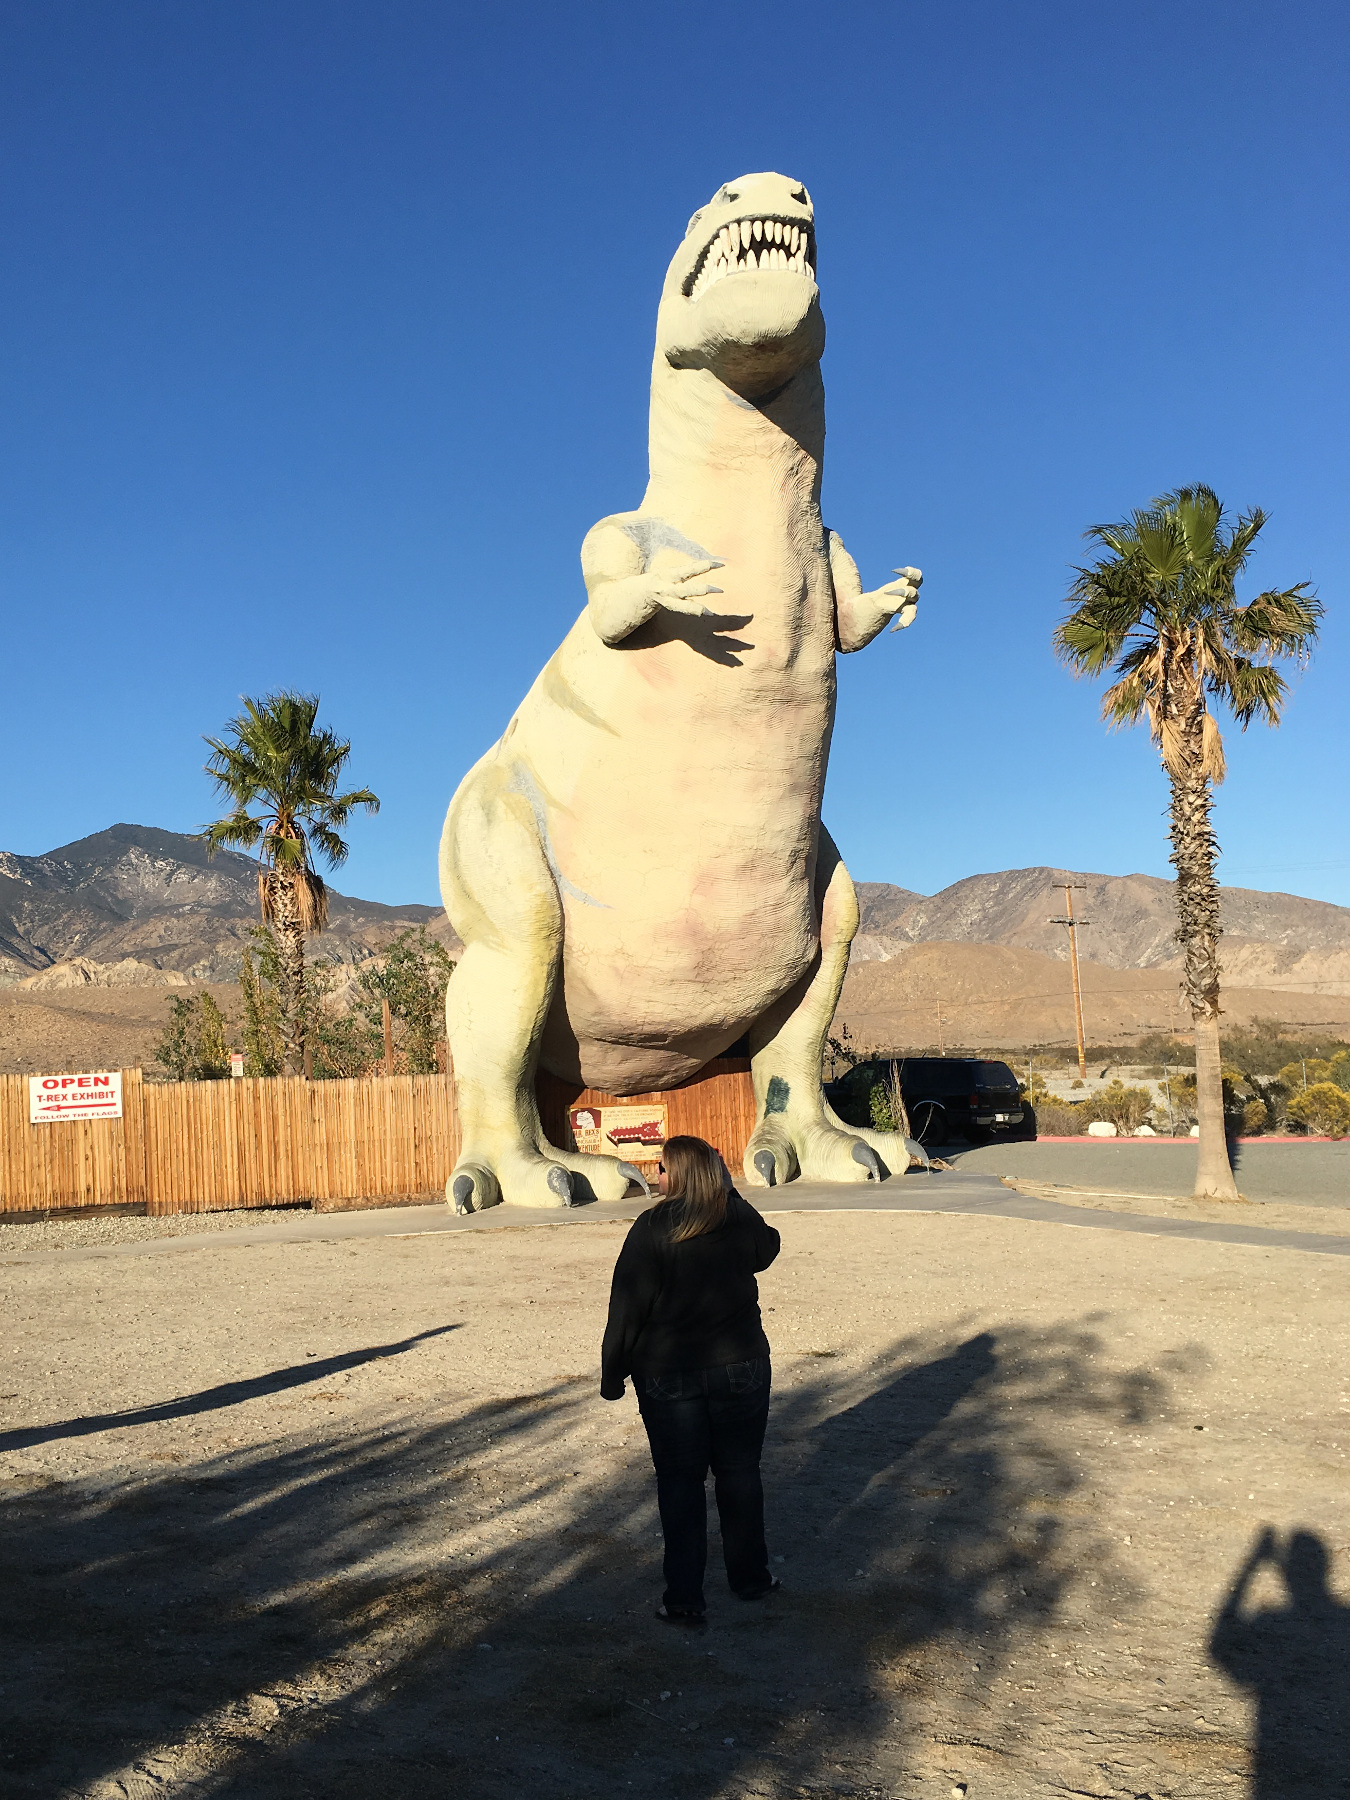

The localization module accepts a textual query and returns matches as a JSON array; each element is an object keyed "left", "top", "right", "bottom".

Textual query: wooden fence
[{"left": 0, "top": 1057, "right": 758, "bottom": 1218}]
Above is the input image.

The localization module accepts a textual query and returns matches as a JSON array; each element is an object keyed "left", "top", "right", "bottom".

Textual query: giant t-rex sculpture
[{"left": 440, "top": 172, "right": 922, "bottom": 1210}]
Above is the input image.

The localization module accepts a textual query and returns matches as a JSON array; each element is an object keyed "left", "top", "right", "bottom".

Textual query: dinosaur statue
[{"left": 440, "top": 172, "right": 923, "bottom": 1211}]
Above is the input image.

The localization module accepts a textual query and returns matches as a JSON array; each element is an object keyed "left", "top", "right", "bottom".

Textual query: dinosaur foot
[
  {"left": 447, "top": 1153, "right": 576, "bottom": 1212},
  {"left": 541, "top": 1146, "right": 651, "bottom": 1204},
  {"left": 742, "top": 1118, "right": 895, "bottom": 1187}
]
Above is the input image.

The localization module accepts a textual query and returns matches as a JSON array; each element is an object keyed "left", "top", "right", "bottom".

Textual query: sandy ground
[{"left": 2, "top": 1211, "right": 1348, "bottom": 1800}]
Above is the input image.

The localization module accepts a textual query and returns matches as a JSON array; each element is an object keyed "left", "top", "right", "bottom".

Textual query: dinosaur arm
[
  {"left": 582, "top": 516, "right": 724, "bottom": 647},
  {"left": 829, "top": 530, "right": 922, "bottom": 653}
]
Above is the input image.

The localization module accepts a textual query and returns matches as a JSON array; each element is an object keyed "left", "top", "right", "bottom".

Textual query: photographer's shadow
[{"left": 1209, "top": 1527, "right": 1350, "bottom": 1795}]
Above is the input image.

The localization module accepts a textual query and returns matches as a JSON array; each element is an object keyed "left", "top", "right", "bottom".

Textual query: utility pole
[
  {"left": 382, "top": 996, "right": 395, "bottom": 1077},
  {"left": 935, "top": 1002, "right": 945, "bottom": 1057},
  {"left": 1049, "top": 882, "right": 1091, "bottom": 1081}
]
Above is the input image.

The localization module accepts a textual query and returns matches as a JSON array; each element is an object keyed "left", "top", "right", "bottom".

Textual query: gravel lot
[{"left": 3, "top": 1207, "right": 1348, "bottom": 1797}]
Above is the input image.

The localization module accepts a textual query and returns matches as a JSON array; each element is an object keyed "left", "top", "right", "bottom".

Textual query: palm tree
[
  {"left": 203, "top": 692, "right": 380, "bottom": 1076},
  {"left": 1055, "top": 486, "right": 1320, "bottom": 1200}
]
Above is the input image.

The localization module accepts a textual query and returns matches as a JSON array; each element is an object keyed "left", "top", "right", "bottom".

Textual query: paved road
[
  {"left": 6, "top": 1167, "right": 1349, "bottom": 1264},
  {"left": 937, "top": 1138, "right": 1350, "bottom": 1206}
]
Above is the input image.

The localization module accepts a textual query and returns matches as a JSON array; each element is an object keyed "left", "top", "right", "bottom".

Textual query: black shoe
[
  {"left": 735, "top": 1577, "right": 782, "bottom": 1601},
  {"left": 656, "top": 1603, "right": 706, "bottom": 1627}
]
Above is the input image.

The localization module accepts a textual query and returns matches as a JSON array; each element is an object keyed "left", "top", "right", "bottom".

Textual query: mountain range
[
  {"left": 0, "top": 824, "right": 454, "bottom": 988},
  {"left": 1, "top": 827, "right": 1347, "bottom": 1070},
  {"left": 855, "top": 869, "right": 1350, "bottom": 995}
]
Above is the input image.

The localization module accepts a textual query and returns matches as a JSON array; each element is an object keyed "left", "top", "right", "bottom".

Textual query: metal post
[
  {"left": 1163, "top": 1062, "right": 1174, "bottom": 1135},
  {"left": 383, "top": 996, "right": 395, "bottom": 1077},
  {"left": 936, "top": 1002, "right": 945, "bottom": 1057}
]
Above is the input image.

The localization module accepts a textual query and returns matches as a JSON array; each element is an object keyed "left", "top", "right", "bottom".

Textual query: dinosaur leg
[
  {"left": 742, "top": 830, "right": 922, "bottom": 1188},
  {"left": 441, "top": 766, "right": 646, "bottom": 1212}
]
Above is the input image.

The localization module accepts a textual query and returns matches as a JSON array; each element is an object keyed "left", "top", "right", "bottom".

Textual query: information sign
[
  {"left": 569, "top": 1102, "right": 667, "bottom": 1166},
  {"left": 29, "top": 1071, "right": 124, "bottom": 1124}
]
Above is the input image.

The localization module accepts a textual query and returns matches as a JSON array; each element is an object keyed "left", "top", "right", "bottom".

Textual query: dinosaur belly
[
  {"left": 542, "top": 860, "right": 818, "bottom": 1093},
  {"left": 525, "top": 648, "right": 831, "bottom": 1092}
]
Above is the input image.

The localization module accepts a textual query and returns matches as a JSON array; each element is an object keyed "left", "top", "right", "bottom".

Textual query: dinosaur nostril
[{"left": 791, "top": 186, "right": 809, "bottom": 205}]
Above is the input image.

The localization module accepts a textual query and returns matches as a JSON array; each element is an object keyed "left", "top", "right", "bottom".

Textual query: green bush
[
  {"left": 1287, "top": 1083, "right": 1350, "bottom": 1138},
  {"left": 155, "top": 992, "right": 232, "bottom": 1082},
  {"left": 350, "top": 925, "right": 454, "bottom": 1075}
]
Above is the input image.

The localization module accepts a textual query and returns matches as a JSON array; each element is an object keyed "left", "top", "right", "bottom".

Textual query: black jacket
[{"left": 600, "top": 1190, "right": 780, "bottom": 1400}]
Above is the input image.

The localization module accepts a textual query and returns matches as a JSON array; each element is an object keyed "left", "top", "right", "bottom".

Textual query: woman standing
[{"left": 601, "top": 1135, "right": 781, "bottom": 1623}]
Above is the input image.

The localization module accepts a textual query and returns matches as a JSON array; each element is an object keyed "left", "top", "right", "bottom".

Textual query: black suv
[{"left": 826, "top": 1056, "right": 1033, "bottom": 1147}]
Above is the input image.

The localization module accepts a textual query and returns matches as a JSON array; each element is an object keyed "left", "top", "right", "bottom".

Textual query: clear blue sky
[{"left": 2, "top": 0, "right": 1345, "bottom": 907}]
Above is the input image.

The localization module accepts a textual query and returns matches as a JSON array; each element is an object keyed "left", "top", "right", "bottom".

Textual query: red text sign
[{"left": 29, "top": 1071, "right": 124, "bottom": 1124}]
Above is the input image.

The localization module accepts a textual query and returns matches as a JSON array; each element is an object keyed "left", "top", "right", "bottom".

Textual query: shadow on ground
[
  {"left": 1210, "top": 1526, "right": 1350, "bottom": 1797},
  {"left": 0, "top": 1319, "right": 1329, "bottom": 1796}
]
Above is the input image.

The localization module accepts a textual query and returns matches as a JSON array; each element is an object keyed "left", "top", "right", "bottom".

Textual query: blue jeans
[{"left": 637, "top": 1357, "right": 771, "bottom": 1612}]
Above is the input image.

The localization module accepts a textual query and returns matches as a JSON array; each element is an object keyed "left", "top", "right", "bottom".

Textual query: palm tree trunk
[
  {"left": 270, "top": 875, "right": 308, "bottom": 1078},
  {"left": 1168, "top": 734, "right": 1240, "bottom": 1200}
]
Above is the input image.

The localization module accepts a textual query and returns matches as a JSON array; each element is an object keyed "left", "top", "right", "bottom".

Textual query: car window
[
  {"left": 977, "top": 1061, "right": 1019, "bottom": 1089},
  {"left": 901, "top": 1060, "right": 975, "bottom": 1097}
]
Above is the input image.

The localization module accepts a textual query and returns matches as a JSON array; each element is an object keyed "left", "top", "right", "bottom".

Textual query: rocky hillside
[
  {"left": 855, "top": 869, "right": 1350, "bottom": 996},
  {"left": 836, "top": 942, "right": 1350, "bottom": 1056},
  {"left": 0, "top": 824, "right": 457, "bottom": 988}
]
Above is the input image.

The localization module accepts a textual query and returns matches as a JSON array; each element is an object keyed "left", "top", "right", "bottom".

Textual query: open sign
[{"left": 29, "top": 1071, "right": 123, "bottom": 1123}]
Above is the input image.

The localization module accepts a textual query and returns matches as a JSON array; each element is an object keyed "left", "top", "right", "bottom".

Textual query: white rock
[
  {"left": 1134, "top": 1125, "right": 1156, "bottom": 1136},
  {"left": 1087, "top": 1120, "right": 1118, "bottom": 1137},
  {"left": 1189, "top": 1124, "right": 1201, "bottom": 1137}
]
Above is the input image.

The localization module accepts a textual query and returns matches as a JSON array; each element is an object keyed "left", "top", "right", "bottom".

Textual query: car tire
[{"left": 909, "top": 1100, "right": 948, "bottom": 1146}]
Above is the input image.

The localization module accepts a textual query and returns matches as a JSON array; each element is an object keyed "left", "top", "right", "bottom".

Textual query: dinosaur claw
[
  {"left": 851, "top": 1141, "right": 883, "bottom": 1182},
  {"left": 753, "top": 1149, "right": 778, "bottom": 1188},
  {"left": 616, "top": 1160, "right": 651, "bottom": 1198},
  {"left": 547, "top": 1164, "right": 576, "bottom": 1206},
  {"left": 451, "top": 1174, "right": 476, "bottom": 1215}
]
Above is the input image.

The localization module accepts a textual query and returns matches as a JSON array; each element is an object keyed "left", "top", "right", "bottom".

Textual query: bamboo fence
[{"left": 0, "top": 1057, "right": 758, "bottom": 1218}]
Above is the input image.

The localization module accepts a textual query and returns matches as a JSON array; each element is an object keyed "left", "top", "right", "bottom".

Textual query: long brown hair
[{"left": 660, "top": 1136, "right": 729, "bottom": 1243}]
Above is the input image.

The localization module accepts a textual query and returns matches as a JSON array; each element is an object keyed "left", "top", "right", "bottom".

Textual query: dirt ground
[{"left": 2, "top": 1211, "right": 1348, "bottom": 1800}]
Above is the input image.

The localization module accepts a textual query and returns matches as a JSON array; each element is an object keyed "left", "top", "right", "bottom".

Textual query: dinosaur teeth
[{"left": 685, "top": 218, "right": 816, "bottom": 298}]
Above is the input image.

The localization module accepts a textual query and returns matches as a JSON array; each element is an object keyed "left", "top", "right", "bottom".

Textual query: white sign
[{"left": 29, "top": 1071, "right": 124, "bottom": 1124}]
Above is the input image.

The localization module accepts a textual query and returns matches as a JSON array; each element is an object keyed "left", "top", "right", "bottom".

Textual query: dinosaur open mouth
[{"left": 683, "top": 216, "right": 816, "bottom": 301}]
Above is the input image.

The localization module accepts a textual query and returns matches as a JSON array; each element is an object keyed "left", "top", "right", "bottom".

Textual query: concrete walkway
[{"left": 6, "top": 1168, "right": 1349, "bottom": 1264}]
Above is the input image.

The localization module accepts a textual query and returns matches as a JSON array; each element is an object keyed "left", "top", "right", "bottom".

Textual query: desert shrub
[
  {"left": 1035, "top": 1100, "right": 1086, "bottom": 1136},
  {"left": 1332, "top": 1051, "right": 1350, "bottom": 1093},
  {"left": 155, "top": 992, "right": 232, "bottom": 1082},
  {"left": 1278, "top": 1058, "right": 1332, "bottom": 1092},
  {"left": 1240, "top": 1098, "right": 1269, "bottom": 1136},
  {"left": 868, "top": 1081, "right": 894, "bottom": 1132},
  {"left": 1081, "top": 1080, "right": 1153, "bottom": 1135},
  {"left": 1287, "top": 1083, "right": 1350, "bottom": 1139}
]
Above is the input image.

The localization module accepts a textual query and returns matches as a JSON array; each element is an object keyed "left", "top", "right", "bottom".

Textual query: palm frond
[
  {"left": 1229, "top": 583, "right": 1322, "bottom": 659},
  {"left": 1221, "top": 657, "right": 1288, "bottom": 730},
  {"left": 1201, "top": 711, "right": 1227, "bottom": 785},
  {"left": 202, "top": 812, "right": 262, "bottom": 853},
  {"left": 201, "top": 690, "right": 380, "bottom": 904},
  {"left": 1100, "top": 672, "right": 1151, "bottom": 729}
]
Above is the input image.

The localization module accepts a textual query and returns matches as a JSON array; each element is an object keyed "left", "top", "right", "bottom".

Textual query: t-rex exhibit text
[{"left": 440, "top": 171, "right": 923, "bottom": 1210}]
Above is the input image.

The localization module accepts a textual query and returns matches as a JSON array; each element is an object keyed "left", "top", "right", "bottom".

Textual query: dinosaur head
[{"left": 657, "top": 172, "right": 824, "bottom": 400}]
